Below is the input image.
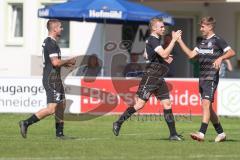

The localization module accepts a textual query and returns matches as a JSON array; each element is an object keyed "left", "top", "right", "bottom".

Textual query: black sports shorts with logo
[
  {"left": 199, "top": 80, "right": 219, "bottom": 102},
  {"left": 136, "top": 63, "right": 170, "bottom": 101},
  {"left": 42, "top": 76, "right": 65, "bottom": 104}
]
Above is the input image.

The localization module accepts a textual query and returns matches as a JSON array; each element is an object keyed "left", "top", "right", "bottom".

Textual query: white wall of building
[
  {"left": 0, "top": 0, "right": 239, "bottom": 77},
  {"left": 0, "top": 1, "right": 4, "bottom": 57},
  {"left": 0, "top": 0, "right": 104, "bottom": 76},
  {"left": 70, "top": 22, "right": 102, "bottom": 55},
  {"left": 0, "top": 0, "right": 28, "bottom": 76}
]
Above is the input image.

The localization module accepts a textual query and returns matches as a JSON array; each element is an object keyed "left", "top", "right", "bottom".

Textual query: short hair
[
  {"left": 149, "top": 17, "right": 164, "bottom": 31},
  {"left": 47, "top": 19, "right": 61, "bottom": 31},
  {"left": 200, "top": 16, "right": 216, "bottom": 28}
]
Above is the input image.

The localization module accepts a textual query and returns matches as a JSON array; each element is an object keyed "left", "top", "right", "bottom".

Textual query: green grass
[{"left": 0, "top": 114, "right": 240, "bottom": 160}]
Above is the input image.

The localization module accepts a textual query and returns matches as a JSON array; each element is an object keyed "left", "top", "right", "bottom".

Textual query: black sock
[
  {"left": 213, "top": 123, "right": 224, "bottom": 134},
  {"left": 116, "top": 107, "right": 136, "bottom": 125},
  {"left": 56, "top": 122, "right": 64, "bottom": 137},
  {"left": 199, "top": 122, "right": 208, "bottom": 134},
  {"left": 24, "top": 114, "right": 40, "bottom": 127},
  {"left": 164, "top": 109, "right": 177, "bottom": 136}
]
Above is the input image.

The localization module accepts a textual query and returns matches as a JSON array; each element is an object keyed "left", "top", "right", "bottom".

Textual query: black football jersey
[
  {"left": 145, "top": 35, "right": 166, "bottom": 64},
  {"left": 42, "top": 37, "right": 61, "bottom": 81},
  {"left": 194, "top": 34, "right": 231, "bottom": 81}
]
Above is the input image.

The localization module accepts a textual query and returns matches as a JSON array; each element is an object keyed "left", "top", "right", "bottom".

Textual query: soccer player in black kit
[
  {"left": 113, "top": 18, "right": 183, "bottom": 141},
  {"left": 177, "top": 16, "right": 235, "bottom": 142},
  {"left": 19, "top": 19, "right": 76, "bottom": 139}
]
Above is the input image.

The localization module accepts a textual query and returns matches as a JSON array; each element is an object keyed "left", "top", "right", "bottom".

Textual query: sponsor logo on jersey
[
  {"left": 198, "top": 49, "right": 213, "bottom": 54},
  {"left": 207, "top": 41, "right": 212, "bottom": 48}
]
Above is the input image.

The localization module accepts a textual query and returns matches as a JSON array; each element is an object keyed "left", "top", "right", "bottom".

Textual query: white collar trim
[
  {"left": 206, "top": 34, "right": 215, "bottom": 39},
  {"left": 151, "top": 33, "right": 159, "bottom": 39}
]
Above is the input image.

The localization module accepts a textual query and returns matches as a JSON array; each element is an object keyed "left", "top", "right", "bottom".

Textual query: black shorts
[
  {"left": 199, "top": 80, "right": 218, "bottom": 102},
  {"left": 136, "top": 72, "right": 169, "bottom": 101},
  {"left": 42, "top": 78, "right": 65, "bottom": 104}
]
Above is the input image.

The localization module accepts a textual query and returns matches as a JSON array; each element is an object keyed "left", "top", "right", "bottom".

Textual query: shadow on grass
[
  {"left": 55, "top": 136, "right": 79, "bottom": 140},
  {"left": 147, "top": 138, "right": 172, "bottom": 141},
  {"left": 208, "top": 139, "right": 240, "bottom": 143},
  {"left": 64, "top": 113, "right": 104, "bottom": 121}
]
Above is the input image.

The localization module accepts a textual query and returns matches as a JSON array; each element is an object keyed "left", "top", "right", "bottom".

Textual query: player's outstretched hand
[
  {"left": 176, "top": 34, "right": 183, "bottom": 43},
  {"left": 172, "top": 30, "right": 182, "bottom": 42}
]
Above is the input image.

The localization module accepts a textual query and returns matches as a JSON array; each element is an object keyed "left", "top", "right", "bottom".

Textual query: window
[
  {"left": 58, "top": 20, "right": 70, "bottom": 48},
  {"left": 6, "top": 3, "right": 23, "bottom": 45}
]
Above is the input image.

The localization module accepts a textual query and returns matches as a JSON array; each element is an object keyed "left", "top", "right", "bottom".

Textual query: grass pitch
[{"left": 0, "top": 114, "right": 240, "bottom": 160}]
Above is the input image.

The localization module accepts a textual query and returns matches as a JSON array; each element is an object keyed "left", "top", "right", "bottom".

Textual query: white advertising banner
[
  {"left": 0, "top": 77, "right": 46, "bottom": 113},
  {"left": 1, "top": 77, "right": 240, "bottom": 116},
  {"left": 0, "top": 77, "right": 81, "bottom": 113},
  {"left": 218, "top": 79, "right": 240, "bottom": 116}
]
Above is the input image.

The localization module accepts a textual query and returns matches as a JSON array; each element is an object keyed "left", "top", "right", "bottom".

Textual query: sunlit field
[{"left": 0, "top": 114, "right": 240, "bottom": 160}]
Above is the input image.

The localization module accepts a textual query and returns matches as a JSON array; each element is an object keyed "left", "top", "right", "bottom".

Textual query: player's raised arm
[
  {"left": 155, "top": 30, "right": 182, "bottom": 59},
  {"left": 177, "top": 36, "right": 198, "bottom": 59}
]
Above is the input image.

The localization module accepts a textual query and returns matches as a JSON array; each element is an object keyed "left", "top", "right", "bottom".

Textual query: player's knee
[
  {"left": 46, "top": 104, "right": 57, "bottom": 115},
  {"left": 202, "top": 99, "right": 211, "bottom": 108},
  {"left": 134, "top": 103, "right": 144, "bottom": 110},
  {"left": 134, "top": 99, "right": 146, "bottom": 110},
  {"left": 48, "top": 108, "right": 56, "bottom": 115},
  {"left": 161, "top": 99, "right": 171, "bottom": 109},
  {"left": 134, "top": 104, "right": 144, "bottom": 110}
]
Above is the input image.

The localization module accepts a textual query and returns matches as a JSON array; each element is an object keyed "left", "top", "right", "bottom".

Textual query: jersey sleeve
[
  {"left": 216, "top": 37, "right": 231, "bottom": 53},
  {"left": 149, "top": 37, "right": 163, "bottom": 52},
  {"left": 45, "top": 41, "right": 59, "bottom": 58},
  {"left": 194, "top": 47, "right": 199, "bottom": 53}
]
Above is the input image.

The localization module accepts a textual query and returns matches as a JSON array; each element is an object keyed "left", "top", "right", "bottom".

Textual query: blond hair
[{"left": 149, "top": 17, "right": 164, "bottom": 32}]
